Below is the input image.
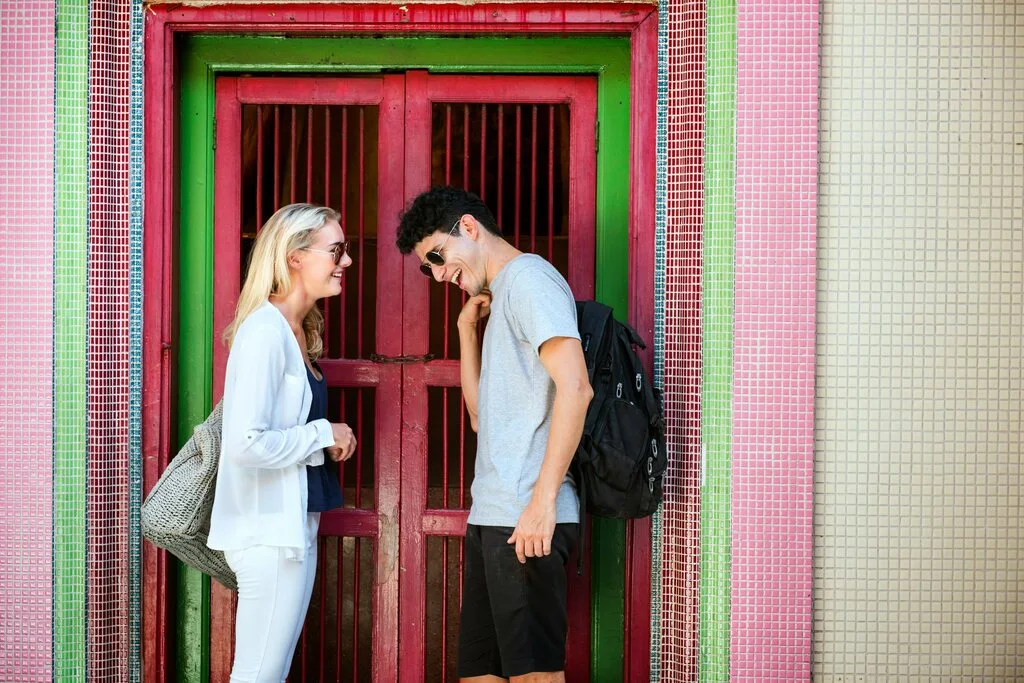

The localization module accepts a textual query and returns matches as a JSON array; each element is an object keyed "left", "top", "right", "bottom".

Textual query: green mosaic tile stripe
[
  {"left": 128, "top": 3, "right": 145, "bottom": 680},
  {"left": 54, "top": 0, "right": 89, "bottom": 679},
  {"left": 700, "top": 0, "right": 735, "bottom": 680}
]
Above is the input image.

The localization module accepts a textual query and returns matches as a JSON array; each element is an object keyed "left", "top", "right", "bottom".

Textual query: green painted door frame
[{"left": 176, "top": 35, "right": 632, "bottom": 682}]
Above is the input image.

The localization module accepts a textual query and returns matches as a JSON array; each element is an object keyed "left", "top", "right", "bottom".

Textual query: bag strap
[
  {"left": 576, "top": 471, "right": 587, "bottom": 577},
  {"left": 572, "top": 299, "right": 614, "bottom": 577},
  {"left": 575, "top": 300, "right": 614, "bottom": 384}
]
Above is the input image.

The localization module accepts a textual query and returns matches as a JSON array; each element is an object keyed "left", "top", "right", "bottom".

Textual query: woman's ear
[{"left": 288, "top": 249, "right": 304, "bottom": 270}]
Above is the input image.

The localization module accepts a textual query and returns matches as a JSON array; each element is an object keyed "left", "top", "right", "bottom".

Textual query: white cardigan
[{"left": 207, "top": 301, "right": 334, "bottom": 558}]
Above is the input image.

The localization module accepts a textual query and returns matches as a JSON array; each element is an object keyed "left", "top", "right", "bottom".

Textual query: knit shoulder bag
[{"left": 141, "top": 401, "right": 237, "bottom": 591}]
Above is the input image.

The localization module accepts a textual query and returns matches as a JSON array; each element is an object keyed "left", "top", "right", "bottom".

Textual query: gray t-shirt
[{"left": 468, "top": 254, "right": 581, "bottom": 527}]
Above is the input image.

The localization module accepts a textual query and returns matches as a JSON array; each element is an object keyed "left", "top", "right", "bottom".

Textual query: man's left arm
[{"left": 508, "top": 336, "right": 593, "bottom": 563}]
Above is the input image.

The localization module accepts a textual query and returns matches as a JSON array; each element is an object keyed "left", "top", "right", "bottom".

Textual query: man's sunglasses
[
  {"left": 419, "top": 219, "right": 460, "bottom": 277},
  {"left": 304, "top": 241, "right": 350, "bottom": 265}
]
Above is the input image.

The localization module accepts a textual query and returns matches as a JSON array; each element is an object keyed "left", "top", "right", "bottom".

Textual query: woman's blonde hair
[{"left": 223, "top": 203, "right": 342, "bottom": 360}]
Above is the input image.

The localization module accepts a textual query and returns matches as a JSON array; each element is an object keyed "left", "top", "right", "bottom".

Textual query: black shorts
[{"left": 457, "top": 523, "right": 579, "bottom": 678}]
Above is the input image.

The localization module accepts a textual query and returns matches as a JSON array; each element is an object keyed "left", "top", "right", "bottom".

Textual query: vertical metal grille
[
  {"left": 331, "top": 388, "right": 378, "bottom": 511},
  {"left": 242, "top": 103, "right": 381, "bottom": 364},
  {"left": 424, "top": 536, "right": 465, "bottom": 682},
  {"left": 427, "top": 103, "right": 572, "bottom": 360},
  {"left": 293, "top": 536, "right": 376, "bottom": 683},
  {"left": 427, "top": 387, "right": 475, "bottom": 512}
]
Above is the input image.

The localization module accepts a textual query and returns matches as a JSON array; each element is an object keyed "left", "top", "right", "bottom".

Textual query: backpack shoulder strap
[
  {"left": 575, "top": 300, "right": 614, "bottom": 384},
  {"left": 620, "top": 320, "right": 647, "bottom": 351}
]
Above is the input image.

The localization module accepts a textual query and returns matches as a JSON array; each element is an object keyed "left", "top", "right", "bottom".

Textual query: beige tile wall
[{"left": 815, "top": 1, "right": 1022, "bottom": 679}]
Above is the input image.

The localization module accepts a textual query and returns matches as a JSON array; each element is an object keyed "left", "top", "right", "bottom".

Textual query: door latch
[{"left": 368, "top": 353, "right": 436, "bottom": 364}]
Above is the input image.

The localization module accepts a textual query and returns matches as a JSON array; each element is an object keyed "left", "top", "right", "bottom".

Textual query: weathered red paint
[
  {"left": 142, "top": 15, "right": 175, "bottom": 683},
  {"left": 150, "top": 3, "right": 653, "bottom": 35},
  {"left": 399, "top": 69, "right": 432, "bottom": 683},
  {"left": 624, "top": 13, "right": 659, "bottom": 682}
]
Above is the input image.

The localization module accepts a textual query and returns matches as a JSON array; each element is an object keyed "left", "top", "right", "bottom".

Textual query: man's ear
[{"left": 462, "top": 214, "right": 482, "bottom": 241}]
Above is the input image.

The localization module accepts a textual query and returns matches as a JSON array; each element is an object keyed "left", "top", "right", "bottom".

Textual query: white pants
[{"left": 225, "top": 538, "right": 318, "bottom": 683}]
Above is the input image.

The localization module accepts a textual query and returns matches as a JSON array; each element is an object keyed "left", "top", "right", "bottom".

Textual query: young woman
[{"left": 208, "top": 203, "right": 355, "bottom": 683}]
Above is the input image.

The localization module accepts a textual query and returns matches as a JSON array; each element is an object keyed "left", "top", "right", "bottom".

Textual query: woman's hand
[
  {"left": 328, "top": 422, "right": 357, "bottom": 462},
  {"left": 458, "top": 290, "right": 492, "bottom": 328}
]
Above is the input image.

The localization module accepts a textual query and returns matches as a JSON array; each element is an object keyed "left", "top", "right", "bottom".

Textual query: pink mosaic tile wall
[
  {"left": 0, "top": 3, "right": 56, "bottom": 681},
  {"left": 731, "top": 1, "right": 818, "bottom": 679}
]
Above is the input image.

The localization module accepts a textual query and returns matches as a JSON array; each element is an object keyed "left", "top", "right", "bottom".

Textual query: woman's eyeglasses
[
  {"left": 304, "top": 241, "right": 350, "bottom": 265},
  {"left": 420, "top": 220, "right": 460, "bottom": 276}
]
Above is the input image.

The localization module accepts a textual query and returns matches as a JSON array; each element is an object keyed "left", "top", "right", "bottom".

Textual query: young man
[{"left": 396, "top": 187, "right": 593, "bottom": 683}]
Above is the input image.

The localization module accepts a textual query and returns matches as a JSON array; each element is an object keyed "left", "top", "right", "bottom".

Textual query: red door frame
[
  {"left": 400, "top": 71, "right": 598, "bottom": 683},
  {"left": 211, "top": 75, "right": 407, "bottom": 680},
  {"left": 143, "top": 5, "right": 660, "bottom": 682}
]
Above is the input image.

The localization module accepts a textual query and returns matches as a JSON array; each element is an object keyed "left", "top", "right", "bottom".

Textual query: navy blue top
[{"left": 305, "top": 363, "right": 343, "bottom": 512}]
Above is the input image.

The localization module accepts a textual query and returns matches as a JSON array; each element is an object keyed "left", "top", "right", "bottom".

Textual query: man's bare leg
[
  {"left": 462, "top": 672, "right": 565, "bottom": 683},
  {"left": 511, "top": 673, "right": 565, "bottom": 683}
]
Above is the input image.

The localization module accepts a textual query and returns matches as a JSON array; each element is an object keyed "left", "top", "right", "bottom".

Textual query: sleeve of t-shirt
[{"left": 507, "top": 264, "right": 581, "bottom": 355}]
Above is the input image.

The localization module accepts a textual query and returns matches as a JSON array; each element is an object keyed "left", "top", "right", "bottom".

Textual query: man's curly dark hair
[{"left": 395, "top": 186, "right": 501, "bottom": 254}]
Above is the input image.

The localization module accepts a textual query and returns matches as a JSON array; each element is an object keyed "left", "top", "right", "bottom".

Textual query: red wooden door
[
  {"left": 213, "top": 75, "right": 406, "bottom": 682},
  {"left": 400, "top": 72, "right": 597, "bottom": 683},
  {"left": 212, "top": 72, "right": 598, "bottom": 683}
]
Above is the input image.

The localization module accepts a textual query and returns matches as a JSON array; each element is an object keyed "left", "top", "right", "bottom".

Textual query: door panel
[
  {"left": 401, "top": 72, "right": 597, "bottom": 683},
  {"left": 213, "top": 75, "right": 405, "bottom": 682}
]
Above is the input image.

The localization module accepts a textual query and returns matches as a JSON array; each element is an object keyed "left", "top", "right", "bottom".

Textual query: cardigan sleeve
[{"left": 222, "top": 323, "right": 335, "bottom": 469}]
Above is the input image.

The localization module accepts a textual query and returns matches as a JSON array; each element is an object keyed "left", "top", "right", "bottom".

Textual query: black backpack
[{"left": 573, "top": 301, "right": 667, "bottom": 521}]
